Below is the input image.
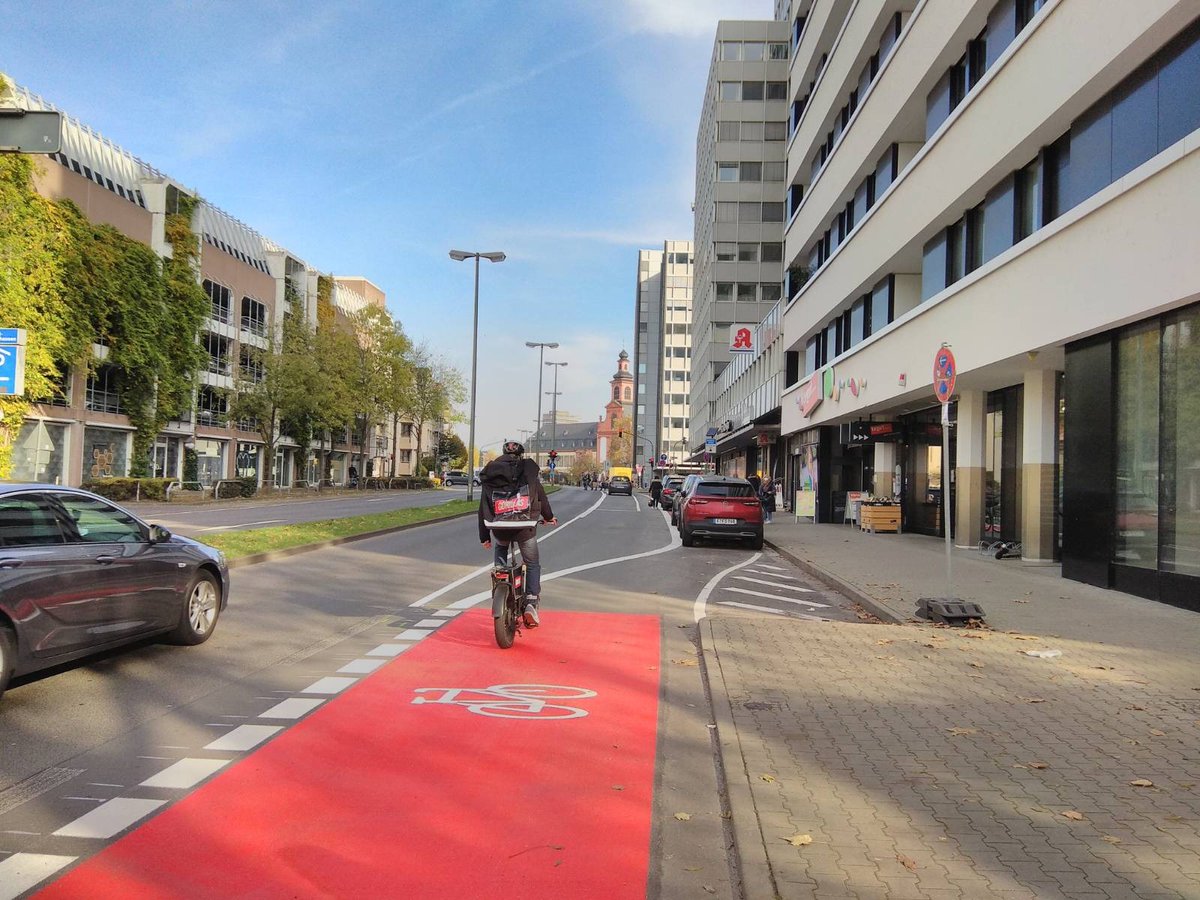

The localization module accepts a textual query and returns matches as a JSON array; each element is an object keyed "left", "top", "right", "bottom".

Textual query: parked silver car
[{"left": 0, "top": 484, "right": 230, "bottom": 701}]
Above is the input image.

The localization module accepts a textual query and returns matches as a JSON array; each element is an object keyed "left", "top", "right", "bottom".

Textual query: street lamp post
[
  {"left": 545, "top": 360, "right": 567, "bottom": 482},
  {"left": 525, "top": 341, "right": 558, "bottom": 470},
  {"left": 449, "top": 249, "right": 506, "bottom": 502}
]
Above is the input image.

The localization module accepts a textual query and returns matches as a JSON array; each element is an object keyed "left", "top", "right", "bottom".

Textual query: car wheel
[
  {"left": 750, "top": 533, "right": 764, "bottom": 550},
  {"left": 168, "top": 570, "right": 222, "bottom": 645},
  {"left": 681, "top": 524, "right": 695, "bottom": 547},
  {"left": 670, "top": 510, "right": 677, "bottom": 526},
  {"left": 0, "top": 626, "right": 14, "bottom": 701}
]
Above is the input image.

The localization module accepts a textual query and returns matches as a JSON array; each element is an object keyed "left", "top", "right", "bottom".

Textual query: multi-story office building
[
  {"left": 776, "top": 0, "right": 1200, "bottom": 609},
  {"left": 5, "top": 79, "right": 427, "bottom": 490},
  {"left": 690, "top": 21, "right": 791, "bottom": 458},
  {"left": 632, "top": 241, "right": 693, "bottom": 470}
]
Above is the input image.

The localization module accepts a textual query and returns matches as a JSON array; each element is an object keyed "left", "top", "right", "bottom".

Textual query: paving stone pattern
[{"left": 711, "top": 617, "right": 1200, "bottom": 899}]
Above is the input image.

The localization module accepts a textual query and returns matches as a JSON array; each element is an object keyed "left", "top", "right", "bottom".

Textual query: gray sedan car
[{"left": 0, "top": 484, "right": 230, "bottom": 701}]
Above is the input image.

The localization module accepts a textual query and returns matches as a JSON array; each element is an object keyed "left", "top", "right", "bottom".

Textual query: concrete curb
[
  {"left": 226, "top": 510, "right": 476, "bottom": 570},
  {"left": 700, "top": 618, "right": 779, "bottom": 900},
  {"left": 765, "top": 538, "right": 907, "bottom": 625}
]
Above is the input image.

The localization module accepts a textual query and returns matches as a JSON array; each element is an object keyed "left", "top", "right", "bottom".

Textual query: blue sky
[{"left": 1, "top": 0, "right": 769, "bottom": 451}]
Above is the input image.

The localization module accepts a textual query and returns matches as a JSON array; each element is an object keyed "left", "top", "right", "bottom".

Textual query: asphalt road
[{"left": 0, "top": 487, "right": 861, "bottom": 898}]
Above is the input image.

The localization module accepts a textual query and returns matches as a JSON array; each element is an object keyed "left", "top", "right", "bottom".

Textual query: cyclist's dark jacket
[{"left": 477, "top": 454, "right": 555, "bottom": 543}]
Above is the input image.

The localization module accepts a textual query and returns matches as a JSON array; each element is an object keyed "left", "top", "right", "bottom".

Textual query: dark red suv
[{"left": 679, "top": 477, "right": 763, "bottom": 549}]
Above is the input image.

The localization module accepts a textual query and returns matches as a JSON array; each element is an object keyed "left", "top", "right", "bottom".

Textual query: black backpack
[{"left": 486, "top": 458, "right": 541, "bottom": 530}]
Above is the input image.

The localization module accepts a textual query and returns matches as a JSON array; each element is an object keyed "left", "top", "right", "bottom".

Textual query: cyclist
[{"left": 478, "top": 440, "right": 557, "bottom": 627}]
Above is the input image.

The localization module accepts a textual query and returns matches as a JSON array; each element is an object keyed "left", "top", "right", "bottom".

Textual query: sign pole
[{"left": 933, "top": 344, "right": 958, "bottom": 602}]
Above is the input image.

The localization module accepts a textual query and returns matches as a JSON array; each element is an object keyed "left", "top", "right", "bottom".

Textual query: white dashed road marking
[
  {"left": 394, "top": 629, "right": 434, "bottom": 641},
  {"left": 52, "top": 798, "right": 166, "bottom": 839},
  {"left": 140, "top": 758, "right": 231, "bottom": 789},
  {"left": 300, "top": 677, "right": 357, "bottom": 695},
  {"left": 414, "top": 619, "right": 444, "bottom": 628},
  {"left": 0, "top": 853, "right": 77, "bottom": 900},
  {"left": 366, "top": 643, "right": 412, "bottom": 657},
  {"left": 338, "top": 658, "right": 388, "bottom": 673},
  {"left": 204, "top": 725, "right": 282, "bottom": 752},
  {"left": 259, "top": 698, "right": 325, "bottom": 719}
]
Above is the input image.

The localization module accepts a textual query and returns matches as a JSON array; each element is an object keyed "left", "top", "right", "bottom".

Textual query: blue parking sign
[{"left": 0, "top": 328, "right": 26, "bottom": 396}]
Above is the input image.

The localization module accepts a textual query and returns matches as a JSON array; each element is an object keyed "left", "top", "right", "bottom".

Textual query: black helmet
[{"left": 503, "top": 440, "right": 525, "bottom": 456}]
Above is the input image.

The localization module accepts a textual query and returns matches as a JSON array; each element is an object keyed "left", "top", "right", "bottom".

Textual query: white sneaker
[{"left": 523, "top": 603, "right": 540, "bottom": 628}]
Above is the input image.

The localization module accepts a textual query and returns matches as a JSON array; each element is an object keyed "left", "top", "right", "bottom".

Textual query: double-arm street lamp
[
  {"left": 545, "top": 360, "right": 568, "bottom": 480},
  {"left": 449, "top": 249, "right": 505, "bottom": 501},
  {"left": 525, "top": 341, "right": 558, "bottom": 469}
]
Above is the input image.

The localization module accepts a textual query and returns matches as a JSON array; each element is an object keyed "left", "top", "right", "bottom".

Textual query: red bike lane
[{"left": 36, "top": 610, "right": 660, "bottom": 899}]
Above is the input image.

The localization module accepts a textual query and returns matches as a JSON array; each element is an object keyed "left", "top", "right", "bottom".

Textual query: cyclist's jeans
[{"left": 495, "top": 535, "right": 541, "bottom": 600}]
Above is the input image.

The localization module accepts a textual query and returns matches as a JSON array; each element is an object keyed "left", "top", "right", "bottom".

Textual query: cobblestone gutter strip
[
  {"left": 765, "top": 538, "right": 907, "bottom": 624},
  {"left": 226, "top": 510, "right": 476, "bottom": 570},
  {"left": 701, "top": 617, "right": 780, "bottom": 900}
]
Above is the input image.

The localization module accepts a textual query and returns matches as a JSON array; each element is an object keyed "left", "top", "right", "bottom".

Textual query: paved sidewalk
[{"left": 701, "top": 522, "right": 1200, "bottom": 899}]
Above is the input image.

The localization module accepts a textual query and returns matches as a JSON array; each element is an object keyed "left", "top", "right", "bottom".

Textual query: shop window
[
  {"left": 1114, "top": 324, "right": 1161, "bottom": 570},
  {"left": 83, "top": 427, "right": 130, "bottom": 479},
  {"left": 1161, "top": 305, "right": 1200, "bottom": 576}
]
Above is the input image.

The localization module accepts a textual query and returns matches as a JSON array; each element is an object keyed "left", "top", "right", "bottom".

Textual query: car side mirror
[{"left": 149, "top": 524, "right": 172, "bottom": 544}]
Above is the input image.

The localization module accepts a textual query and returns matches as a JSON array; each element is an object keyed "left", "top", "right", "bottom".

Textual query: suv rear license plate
[{"left": 714, "top": 518, "right": 738, "bottom": 525}]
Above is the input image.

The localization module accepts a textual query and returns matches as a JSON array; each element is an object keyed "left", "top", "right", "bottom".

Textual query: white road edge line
[
  {"left": 448, "top": 509, "right": 681, "bottom": 610},
  {"left": 197, "top": 519, "right": 284, "bottom": 533},
  {"left": 410, "top": 492, "right": 607, "bottom": 608},
  {"left": 693, "top": 552, "right": 762, "bottom": 622},
  {"left": 52, "top": 798, "right": 165, "bottom": 839},
  {"left": 718, "top": 601, "right": 827, "bottom": 621}
]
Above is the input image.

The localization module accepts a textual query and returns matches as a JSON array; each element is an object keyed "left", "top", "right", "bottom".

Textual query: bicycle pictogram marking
[{"left": 411, "top": 684, "right": 597, "bottom": 719}]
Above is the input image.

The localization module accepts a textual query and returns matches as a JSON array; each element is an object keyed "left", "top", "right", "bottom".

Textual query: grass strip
[{"left": 205, "top": 498, "right": 478, "bottom": 559}]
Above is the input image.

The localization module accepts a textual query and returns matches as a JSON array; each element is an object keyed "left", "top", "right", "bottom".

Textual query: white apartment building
[
  {"left": 691, "top": 21, "right": 791, "bottom": 458},
  {"left": 776, "top": 0, "right": 1200, "bottom": 610},
  {"left": 632, "top": 241, "right": 693, "bottom": 471}
]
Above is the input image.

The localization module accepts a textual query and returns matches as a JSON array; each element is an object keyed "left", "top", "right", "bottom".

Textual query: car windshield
[{"left": 696, "top": 482, "right": 755, "bottom": 498}]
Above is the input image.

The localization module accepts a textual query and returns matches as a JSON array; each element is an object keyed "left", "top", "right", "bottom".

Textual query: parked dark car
[
  {"left": 0, "top": 484, "right": 230, "bottom": 701},
  {"left": 658, "top": 476, "right": 685, "bottom": 514},
  {"left": 608, "top": 475, "right": 634, "bottom": 496},
  {"left": 671, "top": 474, "right": 702, "bottom": 527},
  {"left": 678, "top": 476, "right": 763, "bottom": 549}
]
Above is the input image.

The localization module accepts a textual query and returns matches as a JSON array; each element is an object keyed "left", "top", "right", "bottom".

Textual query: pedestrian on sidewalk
[
  {"left": 760, "top": 477, "right": 776, "bottom": 523},
  {"left": 648, "top": 475, "right": 663, "bottom": 509}
]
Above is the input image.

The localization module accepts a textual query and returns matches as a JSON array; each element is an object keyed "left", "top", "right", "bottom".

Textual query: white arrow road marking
[
  {"left": 722, "top": 586, "right": 830, "bottom": 608},
  {"left": 745, "top": 569, "right": 796, "bottom": 579},
  {"left": 718, "top": 601, "right": 827, "bottom": 621},
  {"left": 732, "top": 575, "right": 815, "bottom": 591},
  {"left": 410, "top": 492, "right": 607, "bottom": 607},
  {"left": 693, "top": 552, "right": 762, "bottom": 622},
  {"left": 753, "top": 564, "right": 786, "bottom": 571}
]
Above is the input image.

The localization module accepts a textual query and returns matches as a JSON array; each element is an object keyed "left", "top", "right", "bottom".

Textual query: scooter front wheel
[{"left": 493, "top": 583, "right": 517, "bottom": 649}]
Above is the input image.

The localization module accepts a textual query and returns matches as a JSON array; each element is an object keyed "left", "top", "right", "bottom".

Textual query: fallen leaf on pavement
[
  {"left": 1129, "top": 779, "right": 1154, "bottom": 788},
  {"left": 1014, "top": 599, "right": 1030, "bottom": 603},
  {"left": 876, "top": 639, "right": 894, "bottom": 645},
  {"left": 947, "top": 727, "right": 977, "bottom": 736},
  {"left": 760, "top": 774, "right": 776, "bottom": 783},
  {"left": 1062, "top": 810, "right": 1086, "bottom": 821},
  {"left": 551, "top": 844, "right": 564, "bottom": 850},
  {"left": 671, "top": 658, "right": 699, "bottom": 667},
  {"left": 1126, "top": 705, "right": 1146, "bottom": 711},
  {"left": 1166, "top": 814, "right": 1185, "bottom": 822},
  {"left": 897, "top": 854, "right": 918, "bottom": 871},
  {"left": 962, "top": 633, "right": 987, "bottom": 639},
  {"left": 923, "top": 643, "right": 940, "bottom": 649},
  {"left": 1102, "top": 835, "right": 1122, "bottom": 844},
  {"left": 1030, "top": 762, "right": 1049, "bottom": 769},
  {"left": 1149, "top": 729, "right": 1166, "bottom": 736},
  {"left": 1093, "top": 665, "right": 1114, "bottom": 670},
  {"left": 1013, "top": 635, "right": 1040, "bottom": 641},
  {"left": 969, "top": 662, "right": 985, "bottom": 668},
  {"left": 684, "top": 866, "right": 702, "bottom": 872},
  {"left": 783, "top": 833, "right": 813, "bottom": 847},
  {"left": 611, "top": 785, "right": 624, "bottom": 791},
  {"left": 968, "top": 674, "right": 984, "bottom": 679},
  {"left": 1012, "top": 764, "right": 1027, "bottom": 769},
  {"left": 1021, "top": 697, "right": 1048, "bottom": 704},
  {"left": 674, "top": 812, "right": 691, "bottom": 821},
  {"left": 702, "top": 886, "right": 716, "bottom": 895}
]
